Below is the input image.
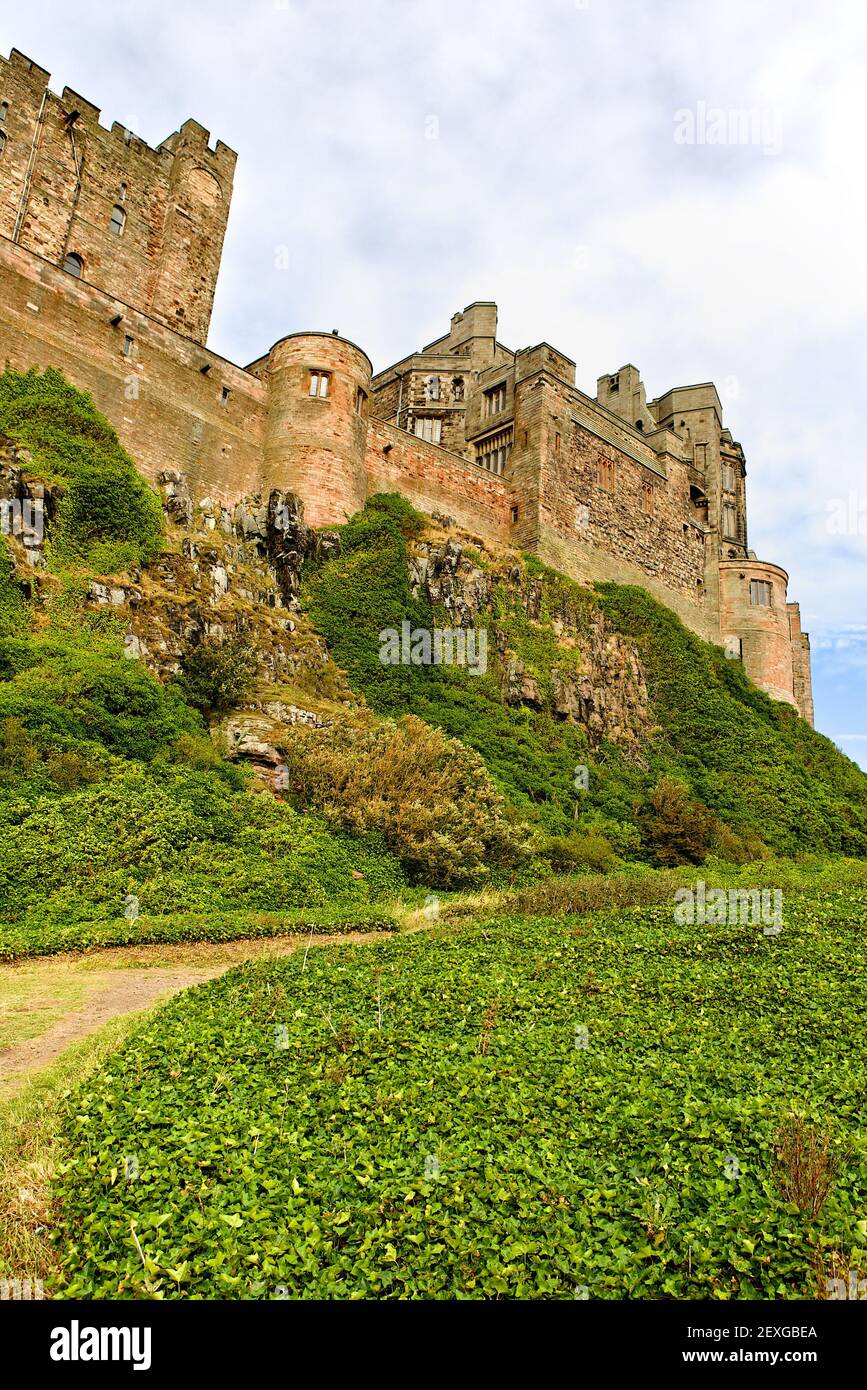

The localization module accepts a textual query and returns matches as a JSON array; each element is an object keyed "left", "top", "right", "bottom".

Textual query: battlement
[
  {"left": 0, "top": 47, "right": 814, "bottom": 726},
  {"left": 0, "top": 48, "right": 235, "bottom": 344}
]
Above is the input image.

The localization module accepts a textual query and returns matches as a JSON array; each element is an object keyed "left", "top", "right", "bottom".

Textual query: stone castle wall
[
  {"left": 0, "top": 47, "right": 814, "bottom": 723},
  {"left": 0, "top": 47, "right": 235, "bottom": 344}
]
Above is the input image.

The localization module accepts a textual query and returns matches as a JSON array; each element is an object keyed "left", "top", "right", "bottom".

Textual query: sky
[{"left": 3, "top": 0, "right": 865, "bottom": 764}]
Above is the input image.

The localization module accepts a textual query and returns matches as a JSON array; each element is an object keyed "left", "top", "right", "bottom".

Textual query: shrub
[
  {"left": 773, "top": 1117, "right": 841, "bottom": 1221},
  {"left": 0, "top": 541, "right": 29, "bottom": 638},
  {"left": 0, "top": 767, "right": 405, "bottom": 931},
  {"left": 640, "top": 776, "right": 716, "bottom": 866},
  {"left": 277, "top": 714, "right": 526, "bottom": 885},
  {"left": 175, "top": 636, "right": 256, "bottom": 717},
  {"left": 0, "top": 367, "right": 163, "bottom": 569},
  {"left": 0, "top": 634, "right": 204, "bottom": 763},
  {"left": 539, "top": 830, "right": 616, "bottom": 874}
]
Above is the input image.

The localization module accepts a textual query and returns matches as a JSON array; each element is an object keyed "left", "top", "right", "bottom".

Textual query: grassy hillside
[
  {"left": 300, "top": 495, "right": 867, "bottom": 862},
  {"left": 0, "top": 370, "right": 864, "bottom": 958}
]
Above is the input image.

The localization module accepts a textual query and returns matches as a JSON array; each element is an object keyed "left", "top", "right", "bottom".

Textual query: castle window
[
  {"left": 722, "top": 461, "right": 736, "bottom": 491},
  {"left": 635, "top": 419, "right": 643, "bottom": 431},
  {"left": 453, "top": 377, "right": 464, "bottom": 402},
  {"left": 484, "top": 382, "right": 507, "bottom": 416},
  {"left": 750, "top": 579, "right": 773, "bottom": 607},
  {"left": 308, "top": 370, "right": 330, "bottom": 398},
  {"left": 221, "top": 386, "right": 230, "bottom": 405},
  {"left": 423, "top": 375, "right": 440, "bottom": 402},
  {"left": 554, "top": 432, "right": 561, "bottom": 453},
  {"left": 511, "top": 506, "right": 519, "bottom": 524},
  {"left": 642, "top": 481, "right": 654, "bottom": 514},
  {"left": 122, "top": 334, "right": 134, "bottom": 357},
  {"left": 0, "top": 102, "right": 7, "bottom": 123},
  {"left": 595, "top": 456, "right": 615, "bottom": 491},
  {"left": 63, "top": 251, "right": 83, "bottom": 278},
  {"left": 414, "top": 416, "right": 442, "bottom": 444},
  {"left": 475, "top": 427, "right": 512, "bottom": 475},
  {"left": 0, "top": 131, "right": 6, "bottom": 159},
  {"left": 355, "top": 387, "right": 368, "bottom": 417},
  {"left": 722, "top": 502, "right": 738, "bottom": 538},
  {"left": 109, "top": 203, "right": 127, "bottom": 236}
]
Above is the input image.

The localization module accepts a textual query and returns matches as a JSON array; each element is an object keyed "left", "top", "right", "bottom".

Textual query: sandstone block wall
[
  {"left": 0, "top": 234, "right": 265, "bottom": 505},
  {"left": 365, "top": 416, "right": 515, "bottom": 543},
  {"left": 0, "top": 47, "right": 235, "bottom": 344}
]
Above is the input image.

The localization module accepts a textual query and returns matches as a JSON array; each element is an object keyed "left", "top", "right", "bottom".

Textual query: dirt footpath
[{"left": 0, "top": 931, "right": 387, "bottom": 1093}]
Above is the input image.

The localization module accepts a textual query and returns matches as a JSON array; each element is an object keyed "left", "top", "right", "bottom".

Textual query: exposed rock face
[
  {"left": 1, "top": 441, "right": 655, "bottom": 767},
  {"left": 0, "top": 438, "right": 53, "bottom": 576},
  {"left": 408, "top": 534, "right": 653, "bottom": 758}
]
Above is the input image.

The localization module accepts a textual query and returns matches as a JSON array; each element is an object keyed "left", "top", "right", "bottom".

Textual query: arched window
[
  {"left": 109, "top": 203, "right": 126, "bottom": 236},
  {"left": 63, "top": 251, "right": 83, "bottom": 278}
]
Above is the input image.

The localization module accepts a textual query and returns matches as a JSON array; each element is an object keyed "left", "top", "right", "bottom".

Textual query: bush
[
  {"left": 277, "top": 714, "right": 526, "bottom": 886},
  {"left": 175, "top": 636, "right": 256, "bottom": 717},
  {"left": 0, "top": 541, "right": 29, "bottom": 638},
  {"left": 0, "top": 367, "right": 163, "bottom": 569},
  {"left": 540, "top": 830, "right": 617, "bottom": 874},
  {"left": 0, "top": 634, "right": 204, "bottom": 764},
  {"left": 640, "top": 776, "right": 716, "bottom": 866},
  {"left": 0, "top": 766, "right": 406, "bottom": 932}
]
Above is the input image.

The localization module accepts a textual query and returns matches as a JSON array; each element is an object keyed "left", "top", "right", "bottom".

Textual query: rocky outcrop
[
  {"left": 407, "top": 533, "right": 654, "bottom": 758},
  {"left": 2, "top": 442, "right": 655, "bottom": 768}
]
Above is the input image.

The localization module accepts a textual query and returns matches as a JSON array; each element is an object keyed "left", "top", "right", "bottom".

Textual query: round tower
[
  {"left": 263, "top": 332, "right": 372, "bottom": 527},
  {"left": 719, "top": 559, "right": 797, "bottom": 709}
]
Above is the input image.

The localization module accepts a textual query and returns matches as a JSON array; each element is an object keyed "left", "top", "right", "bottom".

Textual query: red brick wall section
[
  {"left": 365, "top": 417, "right": 514, "bottom": 544},
  {"left": 0, "top": 234, "right": 265, "bottom": 505}
]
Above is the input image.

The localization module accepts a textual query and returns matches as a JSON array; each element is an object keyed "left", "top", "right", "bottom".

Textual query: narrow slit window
[
  {"left": 109, "top": 203, "right": 126, "bottom": 236},
  {"left": 484, "top": 382, "right": 507, "bottom": 416},
  {"left": 595, "top": 456, "right": 615, "bottom": 491},
  {"left": 122, "top": 334, "right": 134, "bottom": 357},
  {"left": 0, "top": 102, "right": 8, "bottom": 123},
  {"left": 221, "top": 386, "right": 230, "bottom": 405},
  {"left": 0, "top": 130, "right": 7, "bottom": 160},
  {"left": 642, "top": 481, "right": 653, "bottom": 514}
]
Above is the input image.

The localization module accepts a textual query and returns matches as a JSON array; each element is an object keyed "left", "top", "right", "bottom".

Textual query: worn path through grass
[{"left": 0, "top": 931, "right": 389, "bottom": 1096}]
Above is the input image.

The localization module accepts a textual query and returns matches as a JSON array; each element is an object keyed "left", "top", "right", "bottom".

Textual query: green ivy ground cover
[{"left": 52, "top": 884, "right": 867, "bottom": 1299}]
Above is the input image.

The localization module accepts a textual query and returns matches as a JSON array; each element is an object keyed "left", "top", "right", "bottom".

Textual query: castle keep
[{"left": 0, "top": 49, "right": 813, "bottom": 722}]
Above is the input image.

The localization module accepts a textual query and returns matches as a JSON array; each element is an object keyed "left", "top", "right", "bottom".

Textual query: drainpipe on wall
[
  {"left": 12, "top": 88, "right": 49, "bottom": 243},
  {"left": 396, "top": 370, "right": 405, "bottom": 431},
  {"left": 60, "top": 112, "right": 85, "bottom": 263}
]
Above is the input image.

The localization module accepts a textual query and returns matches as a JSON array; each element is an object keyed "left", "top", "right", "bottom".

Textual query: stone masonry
[{"left": 0, "top": 48, "right": 813, "bottom": 721}]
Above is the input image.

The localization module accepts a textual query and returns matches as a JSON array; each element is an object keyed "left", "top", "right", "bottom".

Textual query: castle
[{"left": 0, "top": 48, "right": 813, "bottom": 723}]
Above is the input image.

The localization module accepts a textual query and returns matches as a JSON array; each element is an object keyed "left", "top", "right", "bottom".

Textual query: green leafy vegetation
[
  {"left": 174, "top": 636, "right": 257, "bottom": 717},
  {"left": 276, "top": 714, "right": 525, "bottom": 886},
  {"left": 51, "top": 882, "right": 867, "bottom": 1299},
  {"left": 0, "top": 367, "right": 163, "bottom": 571},
  {"left": 302, "top": 497, "right": 867, "bottom": 863}
]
